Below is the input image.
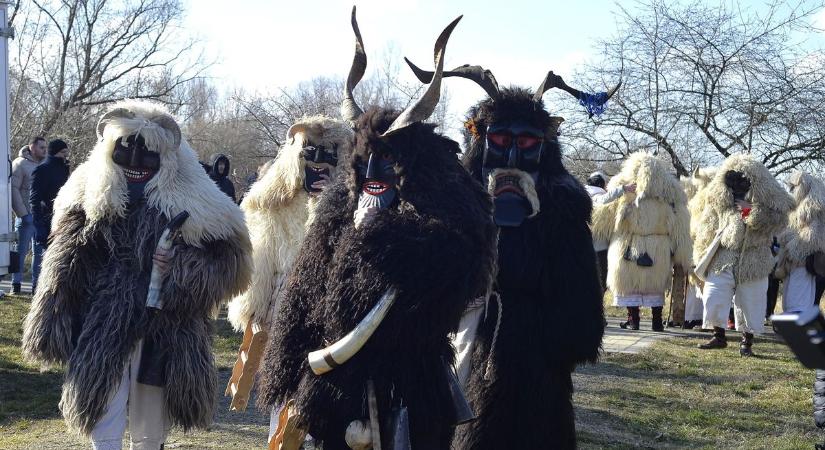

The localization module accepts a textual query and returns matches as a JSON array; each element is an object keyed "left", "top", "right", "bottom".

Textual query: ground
[{"left": 0, "top": 293, "right": 820, "bottom": 449}]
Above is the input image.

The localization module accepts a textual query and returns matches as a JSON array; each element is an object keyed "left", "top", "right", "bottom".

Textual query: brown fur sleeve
[
  {"left": 160, "top": 235, "right": 252, "bottom": 317},
  {"left": 22, "top": 208, "right": 102, "bottom": 365}
]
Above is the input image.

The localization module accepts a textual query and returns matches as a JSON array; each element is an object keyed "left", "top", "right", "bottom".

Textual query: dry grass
[{"left": 1, "top": 294, "right": 821, "bottom": 449}]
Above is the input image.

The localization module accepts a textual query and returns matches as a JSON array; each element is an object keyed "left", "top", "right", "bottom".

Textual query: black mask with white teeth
[
  {"left": 357, "top": 151, "right": 398, "bottom": 210},
  {"left": 112, "top": 133, "right": 160, "bottom": 203},
  {"left": 302, "top": 144, "right": 338, "bottom": 194}
]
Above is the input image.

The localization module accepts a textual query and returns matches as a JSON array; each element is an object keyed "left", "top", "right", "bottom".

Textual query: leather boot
[
  {"left": 698, "top": 327, "right": 727, "bottom": 349},
  {"left": 12, "top": 283, "right": 20, "bottom": 294},
  {"left": 740, "top": 332, "right": 754, "bottom": 357},
  {"left": 652, "top": 306, "right": 664, "bottom": 332},
  {"left": 620, "top": 307, "right": 640, "bottom": 330}
]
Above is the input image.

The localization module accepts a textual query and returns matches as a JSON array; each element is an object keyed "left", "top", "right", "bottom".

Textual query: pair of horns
[
  {"left": 405, "top": 60, "right": 621, "bottom": 117},
  {"left": 341, "top": 6, "right": 461, "bottom": 137},
  {"left": 96, "top": 107, "right": 182, "bottom": 148}
]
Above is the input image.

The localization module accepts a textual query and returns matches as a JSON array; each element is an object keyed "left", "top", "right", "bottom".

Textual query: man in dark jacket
[
  {"left": 29, "top": 139, "right": 70, "bottom": 292},
  {"left": 209, "top": 153, "right": 236, "bottom": 202}
]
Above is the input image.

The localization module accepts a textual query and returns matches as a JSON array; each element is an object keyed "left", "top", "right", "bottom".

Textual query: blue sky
[
  {"left": 181, "top": 0, "right": 621, "bottom": 106},
  {"left": 181, "top": 0, "right": 825, "bottom": 122}
]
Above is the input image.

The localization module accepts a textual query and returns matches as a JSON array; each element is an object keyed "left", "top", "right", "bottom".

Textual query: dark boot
[
  {"left": 727, "top": 308, "right": 736, "bottom": 330},
  {"left": 740, "top": 332, "right": 754, "bottom": 357},
  {"left": 652, "top": 306, "right": 664, "bottom": 332},
  {"left": 620, "top": 307, "right": 640, "bottom": 330},
  {"left": 698, "top": 327, "right": 727, "bottom": 349},
  {"left": 12, "top": 282, "right": 20, "bottom": 294},
  {"left": 684, "top": 320, "right": 702, "bottom": 329}
]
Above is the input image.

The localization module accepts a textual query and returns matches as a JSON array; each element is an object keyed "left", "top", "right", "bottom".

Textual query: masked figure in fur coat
[
  {"left": 257, "top": 9, "right": 496, "bottom": 450},
  {"left": 405, "top": 59, "right": 612, "bottom": 448},
  {"left": 21, "top": 100, "right": 252, "bottom": 448},
  {"left": 774, "top": 171, "right": 825, "bottom": 314},
  {"left": 693, "top": 154, "right": 792, "bottom": 356},
  {"left": 591, "top": 153, "right": 692, "bottom": 331},
  {"left": 224, "top": 117, "right": 351, "bottom": 422},
  {"left": 228, "top": 116, "right": 350, "bottom": 333}
]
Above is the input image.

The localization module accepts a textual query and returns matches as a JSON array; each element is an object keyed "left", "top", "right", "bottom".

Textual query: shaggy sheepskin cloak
[
  {"left": 22, "top": 100, "right": 252, "bottom": 435},
  {"left": 692, "top": 153, "right": 792, "bottom": 283},
  {"left": 227, "top": 115, "right": 351, "bottom": 331},
  {"left": 453, "top": 88, "right": 605, "bottom": 450},
  {"left": 257, "top": 108, "right": 497, "bottom": 450},
  {"left": 591, "top": 152, "right": 692, "bottom": 297},
  {"left": 775, "top": 171, "right": 825, "bottom": 279}
]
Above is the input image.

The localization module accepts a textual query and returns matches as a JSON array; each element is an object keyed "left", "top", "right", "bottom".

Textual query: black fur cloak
[
  {"left": 258, "top": 108, "right": 497, "bottom": 450},
  {"left": 453, "top": 88, "right": 605, "bottom": 450},
  {"left": 22, "top": 100, "right": 252, "bottom": 435}
]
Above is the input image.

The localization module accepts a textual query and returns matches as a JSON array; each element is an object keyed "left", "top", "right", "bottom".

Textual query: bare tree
[
  {"left": 9, "top": 0, "right": 208, "bottom": 155},
  {"left": 563, "top": 0, "right": 825, "bottom": 176}
]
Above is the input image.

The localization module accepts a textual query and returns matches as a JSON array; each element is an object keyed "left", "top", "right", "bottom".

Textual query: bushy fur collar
[
  {"left": 703, "top": 153, "right": 792, "bottom": 212},
  {"left": 52, "top": 100, "right": 246, "bottom": 247}
]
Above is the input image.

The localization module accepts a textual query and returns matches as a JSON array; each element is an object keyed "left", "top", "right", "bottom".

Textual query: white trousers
[
  {"left": 685, "top": 283, "right": 704, "bottom": 321},
  {"left": 702, "top": 270, "right": 768, "bottom": 334},
  {"left": 613, "top": 294, "right": 665, "bottom": 308},
  {"left": 91, "top": 340, "right": 170, "bottom": 450},
  {"left": 783, "top": 266, "right": 816, "bottom": 313}
]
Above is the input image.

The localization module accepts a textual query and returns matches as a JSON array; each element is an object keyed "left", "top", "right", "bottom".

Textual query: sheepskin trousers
[
  {"left": 685, "top": 283, "right": 704, "bottom": 322},
  {"left": 91, "top": 340, "right": 170, "bottom": 450},
  {"left": 782, "top": 266, "right": 816, "bottom": 314},
  {"left": 702, "top": 270, "right": 768, "bottom": 335}
]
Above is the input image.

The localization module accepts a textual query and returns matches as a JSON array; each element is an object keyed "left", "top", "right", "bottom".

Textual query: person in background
[
  {"left": 209, "top": 153, "right": 236, "bottom": 202},
  {"left": 29, "top": 139, "right": 71, "bottom": 293},
  {"left": 585, "top": 171, "right": 636, "bottom": 293},
  {"left": 10, "top": 137, "right": 46, "bottom": 294}
]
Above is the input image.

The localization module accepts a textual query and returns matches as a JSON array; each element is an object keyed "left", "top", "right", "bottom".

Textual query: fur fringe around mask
[
  {"left": 227, "top": 115, "right": 351, "bottom": 331},
  {"left": 21, "top": 100, "right": 252, "bottom": 435}
]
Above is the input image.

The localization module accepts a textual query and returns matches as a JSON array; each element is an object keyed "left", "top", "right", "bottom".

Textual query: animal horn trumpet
[{"left": 308, "top": 287, "right": 398, "bottom": 375}]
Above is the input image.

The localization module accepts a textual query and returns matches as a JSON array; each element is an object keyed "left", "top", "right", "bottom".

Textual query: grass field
[{"left": 0, "top": 294, "right": 821, "bottom": 449}]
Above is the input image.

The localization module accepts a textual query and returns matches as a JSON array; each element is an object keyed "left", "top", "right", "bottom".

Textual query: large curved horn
[
  {"left": 404, "top": 60, "right": 500, "bottom": 101},
  {"left": 307, "top": 288, "right": 398, "bottom": 375},
  {"left": 341, "top": 6, "right": 367, "bottom": 124},
  {"left": 380, "top": 15, "right": 462, "bottom": 137},
  {"left": 153, "top": 115, "right": 182, "bottom": 148},
  {"left": 96, "top": 107, "right": 135, "bottom": 139},
  {"left": 533, "top": 71, "right": 621, "bottom": 117}
]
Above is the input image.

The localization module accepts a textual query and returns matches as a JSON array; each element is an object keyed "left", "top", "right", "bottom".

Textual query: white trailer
[{"left": 0, "top": 1, "right": 15, "bottom": 275}]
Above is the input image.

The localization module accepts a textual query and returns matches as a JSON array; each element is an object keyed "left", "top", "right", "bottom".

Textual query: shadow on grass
[
  {"left": 0, "top": 366, "right": 64, "bottom": 424},
  {"left": 575, "top": 405, "right": 716, "bottom": 449}
]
